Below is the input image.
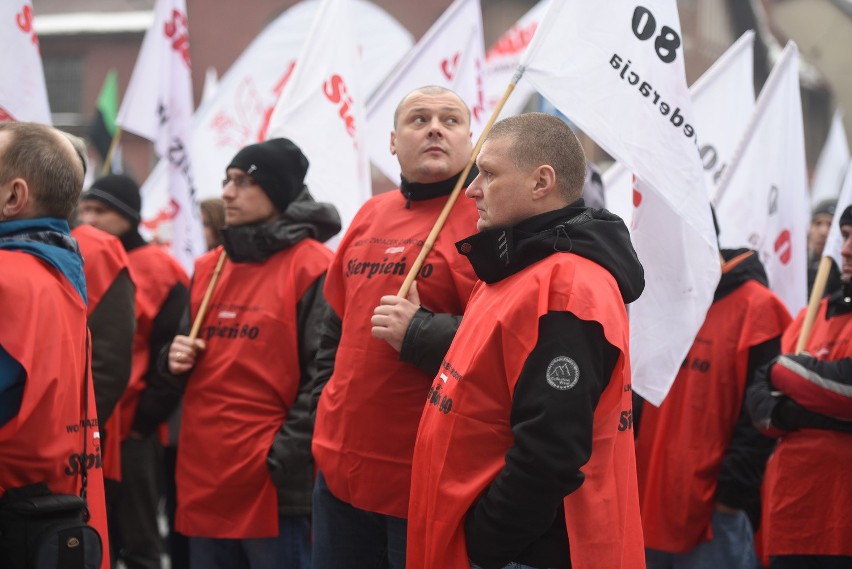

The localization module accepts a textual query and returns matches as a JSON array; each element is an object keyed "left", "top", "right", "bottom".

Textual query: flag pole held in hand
[
  {"left": 396, "top": 66, "right": 526, "bottom": 299},
  {"left": 189, "top": 249, "right": 227, "bottom": 342}
]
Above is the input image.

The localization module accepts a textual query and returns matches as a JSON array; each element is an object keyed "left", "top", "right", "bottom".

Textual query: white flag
[
  {"left": 604, "top": 31, "right": 756, "bottom": 226},
  {"left": 520, "top": 0, "right": 721, "bottom": 405},
  {"left": 714, "top": 43, "right": 809, "bottom": 316},
  {"left": 0, "top": 2, "right": 50, "bottom": 124},
  {"left": 817, "top": 159, "right": 852, "bottom": 268},
  {"left": 117, "top": 0, "right": 203, "bottom": 272},
  {"left": 265, "top": 0, "right": 368, "bottom": 246},
  {"left": 484, "top": 0, "right": 549, "bottom": 120},
  {"left": 810, "top": 109, "right": 850, "bottom": 206},
  {"left": 137, "top": 0, "right": 411, "bottom": 243},
  {"left": 366, "top": 0, "right": 486, "bottom": 184},
  {"left": 200, "top": 66, "right": 219, "bottom": 106}
]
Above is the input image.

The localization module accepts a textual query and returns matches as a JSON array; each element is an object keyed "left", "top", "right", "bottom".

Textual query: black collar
[{"left": 398, "top": 167, "right": 478, "bottom": 208}]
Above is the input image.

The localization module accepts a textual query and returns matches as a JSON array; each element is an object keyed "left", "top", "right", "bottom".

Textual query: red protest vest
[
  {"left": 312, "top": 190, "right": 478, "bottom": 518},
  {"left": 759, "top": 300, "right": 852, "bottom": 556},
  {"left": 73, "top": 224, "right": 131, "bottom": 482},
  {"left": 636, "top": 280, "right": 791, "bottom": 552},
  {"left": 0, "top": 251, "right": 110, "bottom": 568},
  {"left": 177, "top": 240, "right": 332, "bottom": 538},
  {"left": 408, "top": 254, "right": 644, "bottom": 569},
  {"left": 116, "top": 244, "right": 188, "bottom": 441}
]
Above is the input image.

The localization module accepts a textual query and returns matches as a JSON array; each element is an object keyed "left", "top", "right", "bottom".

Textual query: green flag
[{"left": 88, "top": 69, "right": 118, "bottom": 162}]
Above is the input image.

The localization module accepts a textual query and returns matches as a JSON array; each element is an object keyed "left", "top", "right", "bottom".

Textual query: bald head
[
  {"left": 393, "top": 85, "right": 470, "bottom": 129},
  {"left": 0, "top": 122, "right": 85, "bottom": 219}
]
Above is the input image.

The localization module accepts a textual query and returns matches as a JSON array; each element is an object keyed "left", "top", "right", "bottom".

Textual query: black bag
[{"left": 0, "top": 482, "right": 102, "bottom": 568}]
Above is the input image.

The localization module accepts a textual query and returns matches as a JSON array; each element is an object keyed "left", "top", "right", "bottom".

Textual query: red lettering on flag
[
  {"left": 0, "top": 105, "right": 16, "bottom": 122},
  {"left": 16, "top": 4, "right": 38, "bottom": 46},
  {"left": 486, "top": 21, "right": 538, "bottom": 61},
  {"left": 255, "top": 61, "right": 297, "bottom": 142},
  {"left": 164, "top": 9, "right": 191, "bottom": 67},
  {"left": 471, "top": 58, "right": 486, "bottom": 123},
  {"left": 441, "top": 52, "right": 460, "bottom": 81},
  {"left": 323, "top": 74, "right": 357, "bottom": 140},
  {"left": 774, "top": 229, "right": 792, "bottom": 265}
]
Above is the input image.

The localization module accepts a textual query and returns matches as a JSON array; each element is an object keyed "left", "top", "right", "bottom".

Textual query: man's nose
[{"left": 427, "top": 118, "right": 444, "bottom": 137}]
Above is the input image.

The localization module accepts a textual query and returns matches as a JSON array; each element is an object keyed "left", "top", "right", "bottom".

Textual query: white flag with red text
[
  {"left": 810, "top": 108, "right": 850, "bottom": 206},
  {"left": 484, "top": 0, "right": 549, "bottom": 120},
  {"left": 822, "top": 159, "right": 852, "bottom": 265},
  {"left": 714, "top": 43, "right": 809, "bottom": 316},
  {"left": 264, "top": 0, "right": 369, "bottom": 245},
  {"left": 137, "top": 0, "right": 411, "bottom": 244},
  {"left": 520, "top": 0, "right": 721, "bottom": 405},
  {"left": 604, "top": 30, "right": 756, "bottom": 224},
  {"left": 116, "top": 0, "right": 203, "bottom": 272},
  {"left": 0, "top": 1, "right": 50, "bottom": 123},
  {"left": 366, "top": 0, "right": 486, "bottom": 184}
]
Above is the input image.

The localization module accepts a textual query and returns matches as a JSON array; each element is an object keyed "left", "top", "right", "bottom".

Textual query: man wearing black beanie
[
  {"left": 747, "top": 204, "right": 852, "bottom": 568},
  {"left": 79, "top": 174, "right": 189, "bottom": 569},
  {"left": 164, "top": 138, "right": 341, "bottom": 569}
]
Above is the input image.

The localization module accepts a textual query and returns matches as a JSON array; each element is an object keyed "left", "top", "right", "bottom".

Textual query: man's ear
[
  {"left": 0, "top": 178, "right": 31, "bottom": 219},
  {"left": 531, "top": 165, "right": 557, "bottom": 201},
  {"left": 389, "top": 131, "right": 398, "bottom": 156}
]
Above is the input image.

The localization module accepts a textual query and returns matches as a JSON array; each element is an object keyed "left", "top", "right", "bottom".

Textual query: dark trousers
[
  {"left": 118, "top": 434, "right": 164, "bottom": 569},
  {"left": 312, "top": 470, "right": 407, "bottom": 569}
]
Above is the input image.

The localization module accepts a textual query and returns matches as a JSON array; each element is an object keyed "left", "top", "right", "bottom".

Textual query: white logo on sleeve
[{"left": 546, "top": 356, "right": 580, "bottom": 390}]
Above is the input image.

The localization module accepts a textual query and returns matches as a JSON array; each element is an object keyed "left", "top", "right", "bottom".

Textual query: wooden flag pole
[
  {"left": 188, "top": 250, "right": 228, "bottom": 342},
  {"left": 101, "top": 126, "right": 124, "bottom": 176},
  {"left": 795, "top": 255, "right": 833, "bottom": 354},
  {"left": 396, "top": 67, "right": 526, "bottom": 298}
]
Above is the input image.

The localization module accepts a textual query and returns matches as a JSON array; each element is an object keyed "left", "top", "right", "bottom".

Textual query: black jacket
[
  {"left": 158, "top": 190, "right": 341, "bottom": 515},
  {"left": 460, "top": 202, "right": 644, "bottom": 569}
]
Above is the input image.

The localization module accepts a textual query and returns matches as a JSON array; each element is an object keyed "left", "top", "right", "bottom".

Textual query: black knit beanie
[
  {"left": 80, "top": 174, "right": 141, "bottom": 223},
  {"left": 227, "top": 138, "right": 309, "bottom": 213},
  {"left": 839, "top": 205, "right": 852, "bottom": 228}
]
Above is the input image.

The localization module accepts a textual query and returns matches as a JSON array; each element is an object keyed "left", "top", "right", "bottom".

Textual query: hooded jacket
[
  {"left": 166, "top": 191, "right": 340, "bottom": 530},
  {"left": 408, "top": 202, "right": 646, "bottom": 569}
]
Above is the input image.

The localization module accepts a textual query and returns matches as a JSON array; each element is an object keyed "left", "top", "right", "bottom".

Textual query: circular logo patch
[{"left": 546, "top": 356, "right": 580, "bottom": 390}]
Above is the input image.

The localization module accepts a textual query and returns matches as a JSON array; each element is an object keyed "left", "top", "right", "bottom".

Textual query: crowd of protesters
[{"left": 1, "top": 88, "right": 850, "bottom": 569}]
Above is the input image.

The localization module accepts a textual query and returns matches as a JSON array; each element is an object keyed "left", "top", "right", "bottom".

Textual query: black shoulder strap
[{"left": 80, "top": 328, "right": 91, "bottom": 521}]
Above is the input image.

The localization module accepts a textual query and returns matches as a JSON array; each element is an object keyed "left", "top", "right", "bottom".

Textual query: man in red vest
[
  {"left": 0, "top": 121, "right": 109, "bottom": 567},
  {"left": 634, "top": 246, "right": 790, "bottom": 568},
  {"left": 79, "top": 175, "right": 189, "bottom": 569},
  {"left": 71, "top": 222, "right": 136, "bottom": 566},
  {"left": 747, "top": 205, "right": 852, "bottom": 569},
  {"left": 166, "top": 138, "right": 340, "bottom": 569},
  {"left": 311, "top": 86, "right": 480, "bottom": 569},
  {"left": 407, "top": 113, "right": 646, "bottom": 569}
]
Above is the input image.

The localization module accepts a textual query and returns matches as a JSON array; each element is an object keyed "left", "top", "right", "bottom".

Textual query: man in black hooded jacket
[{"left": 408, "top": 112, "right": 646, "bottom": 569}]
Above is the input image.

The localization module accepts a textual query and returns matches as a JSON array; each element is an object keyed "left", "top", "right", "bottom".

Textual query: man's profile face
[
  {"left": 221, "top": 167, "right": 279, "bottom": 227},
  {"left": 390, "top": 91, "right": 472, "bottom": 184},
  {"left": 465, "top": 136, "right": 537, "bottom": 231},
  {"left": 78, "top": 200, "right": 131, "bottom": 237},
  {"left": 840, "top": 224, "right": 852, "bottom": 282}
]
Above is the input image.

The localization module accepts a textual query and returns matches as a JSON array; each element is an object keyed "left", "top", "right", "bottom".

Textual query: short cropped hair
[
  {"left": 0, "top": 122, "right": 85, "bottom": 218},
  {"left": 393, "top": 85, "right": 471, "bottom": 129},
  {"left": 487, "top": 113, "right": 586, "bottom": 202}
]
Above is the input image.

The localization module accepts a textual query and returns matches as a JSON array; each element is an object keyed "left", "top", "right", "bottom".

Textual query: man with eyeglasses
[
  {"left": 79, "top": 173, "right": 189, "bottom": 569},
  {"left": 164, "top": 138, "right": 341, "bottom": 569}
]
